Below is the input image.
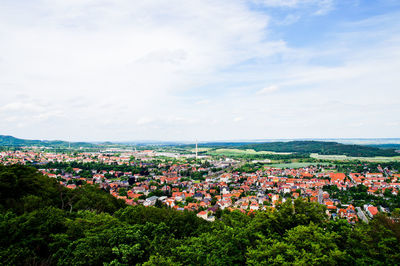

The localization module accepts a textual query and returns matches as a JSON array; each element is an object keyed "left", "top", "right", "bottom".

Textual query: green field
[
  {"left": 310, "top": 153, "right": 400, "bottom": 162},
  {"left": 202, "top": 148, "right": 400, "bottom": 163},
  {"left": 190, "top": 148, "right": 212, "bottom": 152},
  {"left": 266, "top": 162, "right": 323, "bottom": 169},
  {"left": 208, "top": 148, "right": 292, "bottom": 156}
]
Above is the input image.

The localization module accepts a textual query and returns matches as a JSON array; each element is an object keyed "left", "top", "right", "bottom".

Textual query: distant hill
[
  {"left": 0, "top": 135, "right": 96, "bottom": 148},
  {"left": 2, "top": 135, "right": 399, "bottom": 157},
  {"left": 368, "top": 144, "right": 400, "bottom": 150},
  {"left": 199, "top": 140, "right": 400, "bottom": 157}
]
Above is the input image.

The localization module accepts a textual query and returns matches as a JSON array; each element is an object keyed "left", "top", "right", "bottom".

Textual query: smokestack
[{"left": 195, "top": 140, "right": 198, "bottom": 160}]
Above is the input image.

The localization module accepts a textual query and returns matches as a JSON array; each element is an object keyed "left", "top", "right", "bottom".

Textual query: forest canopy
[{"left": 1, "top": 165, "right": 400, "bottom": 265}]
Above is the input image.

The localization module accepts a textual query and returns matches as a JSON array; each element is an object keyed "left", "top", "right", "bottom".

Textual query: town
[{"left": 2, "top": 147, "right": 399, "bottom": 224}]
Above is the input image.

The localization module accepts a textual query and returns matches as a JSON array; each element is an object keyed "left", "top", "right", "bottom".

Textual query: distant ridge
[
  {"left": 368, "top": 144, "right": 400, "bottom": 150},
  {"left": 0, "top": 135, "right": 95, "bottom": 148},
  {"left": 1, "top": 135, "right": 399, "bottom": 157},
  {"left": 196, "top": 140, "right": 400, "bottom": 157}
]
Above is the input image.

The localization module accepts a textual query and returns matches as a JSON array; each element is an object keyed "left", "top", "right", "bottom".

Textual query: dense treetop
[{"left": 1, "top": 165, "right": 400, "bottom": 265}]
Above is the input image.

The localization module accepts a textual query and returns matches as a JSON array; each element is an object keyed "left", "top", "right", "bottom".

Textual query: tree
[
  {"left": 1, "top": 165, "right": 400, "bottom": 265},
  {"left": 247, "top": 223, "right": 346, "bottom": 265},
  {"left": 119, "top": 188, "right": 127, "bottom": 197}
]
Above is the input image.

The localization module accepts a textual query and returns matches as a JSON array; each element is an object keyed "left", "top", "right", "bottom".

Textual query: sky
[{"left": 0, "top": 0, "right": 400, "bottom": 142}]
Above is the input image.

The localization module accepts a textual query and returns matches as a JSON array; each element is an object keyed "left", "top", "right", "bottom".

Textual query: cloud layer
[{"left": 0, "top": 0, "right": 399, "bottom": 141}]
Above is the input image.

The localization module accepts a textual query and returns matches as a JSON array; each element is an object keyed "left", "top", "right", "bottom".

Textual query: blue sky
[{"left": 0, "top": 0, "right": 399, "bottom": 141}]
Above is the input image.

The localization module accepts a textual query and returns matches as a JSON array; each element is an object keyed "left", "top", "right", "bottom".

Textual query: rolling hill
[
  {"left": 1, "top": 135, "right": 399, "bottom": 157},
  {"left": 0, "top": 135, "right": 96, "bottom": 148},
  {"left": 199, "top": 140, "right": 400, "bottom": 157}
]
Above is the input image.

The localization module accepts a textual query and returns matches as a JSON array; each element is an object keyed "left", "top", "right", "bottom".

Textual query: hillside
[
  {"left": 2, "top": 135, "right": 399, "bottom": 157},
  {"left": 0, "top": 135, "right": 96, "bottom": 148},
  {"left": 201, "top": 141, "right": 399, "bottom": 157},
  {"left": 368, "top": 144, "right": 400, "bottom": 150}
]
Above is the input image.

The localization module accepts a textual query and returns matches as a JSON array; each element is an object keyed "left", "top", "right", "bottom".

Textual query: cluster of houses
[
  {"left": 0, "top": 149, "right": 155, "bottom": 165},
  {"left": 52, "top": 165, "right": 400, "bottom": 222},
  {"left": 2, "top": 149, "right": 400, "bottom": 223}
]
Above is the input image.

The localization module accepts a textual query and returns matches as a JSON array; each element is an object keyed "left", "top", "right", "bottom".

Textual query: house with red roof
[{"left": 366, "top": 205, "right": 379, "bottom": 218}]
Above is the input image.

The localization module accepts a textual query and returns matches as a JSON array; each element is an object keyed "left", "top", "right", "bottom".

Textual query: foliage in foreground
[{"left": 1, "top": 165, "right": 400, "bottom": 265}]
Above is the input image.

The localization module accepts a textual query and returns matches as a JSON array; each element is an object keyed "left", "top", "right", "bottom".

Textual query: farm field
[
  {"left": 310, "top": 153, "right": 400, "bottom": 162},
  {"left": 190, "top": 148, "right": 212, "bottom": 152},
  {"left": 266, "top": 162, "right": 325, "bottom": 169},
  {"left": 208, "top": 148, "right": 292, "bottom": 156}
]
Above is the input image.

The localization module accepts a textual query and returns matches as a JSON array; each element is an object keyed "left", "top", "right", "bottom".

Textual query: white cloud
[
  {"left": 0, "top": 1, "right": 399, "bottom": 141},
  {"left": 0, "top": 102, "right": 45, "bottom": 113},
  {"left": 195, "top": 99, "right": 210, "bottom": 105},
  {"left": 257, "top": 0, "right": 311, "bottom": 7},
  {"left": 256, "top": 0, "right": 334, "bottom": 14},
  {"left": 255, "top": 0, "right": 334, "bottom": 10},
  {"left": 136, "top": 117, "right": 155, "bottom": 125},
  {"left": 257, "top": 85, "right": 279, "bottom": 95},
  {"left": 0, "top": 0, "right": 278, "bottom": 140}
]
